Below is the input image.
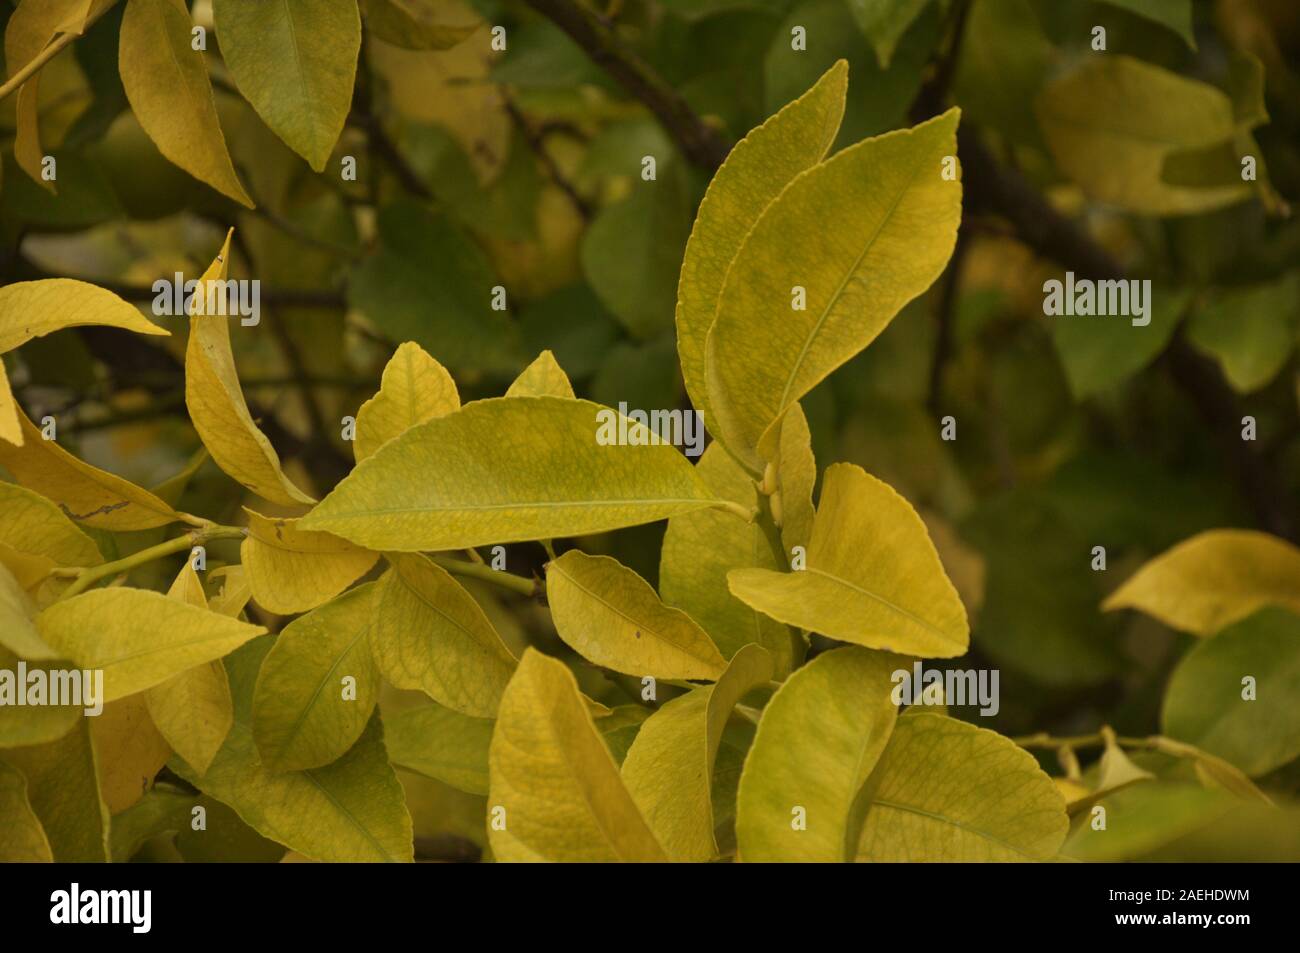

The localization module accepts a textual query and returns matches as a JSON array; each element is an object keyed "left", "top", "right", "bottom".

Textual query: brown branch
[{"left": 502, "top": 94, "right": 592, "bottom": 220}]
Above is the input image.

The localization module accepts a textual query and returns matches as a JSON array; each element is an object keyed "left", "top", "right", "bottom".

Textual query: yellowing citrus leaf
[
  {"left": 38, "top": 588, "right": 266, "bottom": 701},
  {"left": 0, "top": 760, "right": 53, "bottom": 861},
  {"left": 173, "top": 637, "right": 413, "bottom": 861},
  {"left": 505, "top": 349, "right": 576, "bottom": 399},
  {"left": 660, "top": 444, "right": 796, "bottom": 676},
  {"left": 0, "top": 279, "right": 168, "bottom": 354},
  {"left": 770, "top": 402, "right": 816, "bottom": 557},
  {"left": 185, "top": 231, "right": 316, "bottom": 506},
  {"left": 213, "top": 0, "right": 361, "bottom": 171},
  {"left": 241, "top": 507, "right": 378, "bottom": 615},
  {"left": 146, "top": 563, "right": 234, "bottom": 775},
  {"left": 0, "top": 481, "right": 102, "bottom": 578},
  {"left": 547, "top": 550, "right": 727, "bottom": 681},
  {"left": 3, "top": 719, "right": 109, "bottom": 861},
  {"left": 0, "top": 645, "right": 82, "bottom": 748},
  {"left": 487, "top": 649, "right": 666, "bottom": 862},
  {"left": 354, "top": 341, "right": 460, "bottom": 462},
  {"left": 735, "top": 646, "right": 899, "bottom": 862},
  {"left": 371, "top": 554, "right": 517, "bottom": 718},
  {"left": 854, "top": 713, "right": 1067, "bottom": 861},
  {"left": 0, "top": 407, "right": 186, "bottom": 530},
  {"left": 0, "top": 361, "right": 22, "bottom": 446},
  {"left": 1102, "top": 529, "right": 1300, "bottom": 635},
  {"left": 677, "top": 60, "right": 848, "bottom": 427},
  {"left": 90, "top": 693, "right": 171, "bottom": 813},
  {"left": 0, "top": 563, "right": 57, "bottom": 660},
  {"left": 360, "top": 0, "right": 476, "bottom": 50},
  {"left": 705, "top": 108, "right": 961, "bottom": 470},
  {"left": 301, "top": 397, "right": 724, "bottom": 550},
  {"left": 210, "top": 564, "right": 253, "bottom": 618},
  {"left": 383, "top": 701, "right": 492, "bottom": 795},
  {"left": 622, "top": 643, "right": 774, "bottom": 861},
  {"left": 728, "top": 463, "right": 969, "bottom": 657},
  {"left": 119, "top": 0, "right": 253, "bottom": 207},
  {"left": 252, "top": 584, "right": 380, "bottom": 772}
]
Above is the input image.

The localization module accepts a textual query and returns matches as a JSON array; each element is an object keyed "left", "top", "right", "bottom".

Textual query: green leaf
[
  {"left": 38, "top": 588, "right": 265, "bottom": 701},
  {"left": 1103, "top": 529, "right": 1300, "bottom": 636},
  {"left": 252, "top": 584, "right": 380, "bottom": 772},
  {"left": 622, "top": 644, "right": 773, "bottom": 861},
  {"left": 383, "top": 701, "right": 492, "bottom": 795},
  {"left": 3, "top": 719, "right": 109, "bottom": 861},
  {"left": 1062, "top": 782, "right": 1232, "bottom": 862},
  {"left": 846, "top": 0, "right": 930, "bottom": 68},
  {"left": 506, "top": 349, "right": 576, "bottom": 399},
  {"left": 1097, "top": 0, "right": 1195, "bottom": 48},
  {"left": 302, "top": 397, "right": 724, "bottom": 550},
  {"left": 729, "top": 463, "right": 969, "bottom": 657},
  {"left": 1162, "top": 607, "right": 1300, "bottom": 777},
  {"left": 547, "top": 550, "right": 727, "bottom": 681},
  {"left": 487, "top": 649, "right": 666, "bottom": 861},
  {"left": 119, "top": 0, "right": 253, "bottom": 206},
  {"left": 213, "top": 0, "right": 360, "bottom": 171},
  {"left": 241, "top": 508, "right": 379, "bottom": 615},
  {"left": 0, "top": 759, "right": 53, "bottom": 860},
  {"left": 371, "top": 554, "right": 517, "bottom": 718},
  {"left": 855, "top": 713, "right": 1068, "bottom": 861},
  {"left": 109, "top": 785, "right": 195, "bottom": 861},
  {"left": 1186, "top": 273, "right": 1300, "bottom": 393},
  {"left": 359, "top": 0, "right": 476, "bottom": 50},
  {"left": 735, "top": 646, "right": 899, "bottom": 861},
  {"left": 705, "top": 108, "right": 961, "bottom": 470},
  {"left": 0, "top": 278, "right": 167, "bottom": 357},
  {"left": 173, "top": 636, "right": 413, "bottom": 861},
  {"left": 660, "top": 443, "right": 796, "bottom": 676},
  {"left": 353, "top": 341, "right": 460, "bottom": 462},
  {"left": 676, "top": 60, "right": 847, "bottom": 426}
]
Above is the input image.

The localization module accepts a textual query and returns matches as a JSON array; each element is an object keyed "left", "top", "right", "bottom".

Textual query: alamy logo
[
  {"left": 50, "top": 883, "right": 151, "bottom": 933},
  {"left": 152, "top": 273, "right": 261, "bottom": 326},
  {"left": 0, "top": 663, "right": 103, "bottom": 716},
  {"left": 1042, "top": 271, "right": 1151, "bottom": 327},
  {"left": 595, "top": 403, "right": 705, "bottom": 458},
  {"left": 891, "top": 661, "right": 1000, "bottom": 717}
]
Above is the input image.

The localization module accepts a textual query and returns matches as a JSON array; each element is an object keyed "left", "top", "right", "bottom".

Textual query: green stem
[
  {"left": 56, "top": 525, "right": 247, "bottom": 599},
  {"left": 429, "top": 554, "right": 537, "bottom": 597}
]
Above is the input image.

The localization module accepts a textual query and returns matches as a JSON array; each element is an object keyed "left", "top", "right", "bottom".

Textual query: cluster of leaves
[{"left": 1, "top": 0, "right": 1299, "bottom": 862}]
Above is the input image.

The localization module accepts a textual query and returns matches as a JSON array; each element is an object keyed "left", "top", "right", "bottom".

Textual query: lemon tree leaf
[
  {"left": 38, "top": 588, "right": 265, "bottom": 701},
  {"left": 770, "top": 402, "right": 816, "bottom": 556},
  {"left": 1099, "top": 0, "right": 1194, "bottom": 48},
  {"left": 547, "top": 550, "right": 727, "bottom": 680},
  {"left": 109, "top": 786, "right": 195, "bottom": 861},
  {"left": 735, "top": 646, "right": 899, "bottom": 861},
  {"left": 660, "top": 443, "right": 796, "bottom": 675},
  {"left": 119, "top": 0, "right": 253, "bottom": 206},
  {"left": 242, "top": 507, "right": 379, "bottom": 615},
  {"left": 383, "top": 701, "right": 492, "bottom": 794},
  {"left": 0, "top": 646, "right": 82, "bottom": 748},
  {"left": 0, "top": 481, "right": 103, "bottom": 579},
  {"left": 185, "top": 231, "right": 316, "bottom": 506},
  {"left": 846, "top": 0, "right": 931, "bottom": 68},
  {"left": 0, "top": 407, "right": 185, "bottom": 530},
  {"left": 301, "top": 397, "right": 723, "bottom": 550},
  {"left": 705, "top": 108, "right": 961, "bottom": 470},
  {"left": 252, "top": 584, "right": 380, "bottom": 772},
  {"left": 677, "top": 60, "right": 847, "bottom": 428},
  {"left": 1162, "top": 607, "right": 1300, "bottom": 777},
  {"left": 855, "top": 713, "right": 1069, "bottom": 861},
  {"left": 354, "top": 341, "right": 460, "bottom": 462},
  {"left": 0, "top": 760, "right": 53, "bottom": 860},
  {"left": 0, "top": 278, "right": 167, "bottom": 355},
  {"left": 0, "top": 563, "right": 57, "bottom": 659},
  {"left": 213, "top": 0, "right": 361, "bottom": 171},
  {"left": 1102, "top": 529, "right": 1300, "bottom": 635},
  {"left": 729, "top": 463, "right": 969, "bottom": 657},
  {"left": 622, "top": 643, "right": 773, "bottom": 861},
  {"left": 360, "top": 0, "right": 476, "bottom": 50},
  {"left": 371, "top": 554, "right": 517, "bottom": 718},
  {"left": 3, "top": 719, "right": 109, "bottom": 861},
  {"left": 0, "top": 361, "right": 20, "bottom": 446},
  {"left": 1186, "top": 273, "right": 1299, "bottom": 394},
  {"left": 90, "top": 693, "right": 172, "bottom": 813},
  {"left": 173, "top": 636, "right": 413, "bottom": 861},
  {"left": 506, "top": 349, "right": 576, "bottom": 399},
  {"left": 1062, "top": 782, "right": 1232, "bottom": 862},
  {"left": 487, "top": 648, "right": 666, "bottom": 861}
]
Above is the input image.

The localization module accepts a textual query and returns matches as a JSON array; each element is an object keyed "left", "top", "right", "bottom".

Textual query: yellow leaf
[
  {"left": 0, "top": 481, "right": 103, "bottom": 578},
  {"left": 360, "top": 0, "right": 477, "bottom": 50},
  {"left": 547, "top": 550, "right": 727, "bottom": 681},
  {"left": 184, "top": 230, "right": 316, "bottom": 506},
  {"left": 3, "top": 719, "right": 109, "bottom": 860},
  {"left": 145, "top": 563, "right": 234, "bottom": 775},
  {"left": 38, "top": 588, "right": 266, "bottom": 701},
  {"left": 302, "top": 397, "right": 725, "bottom": 550},
  {"left": 0, "top": 406, "right": 186, "bottom": 530},
  {"left": 252, "top": 584, "right": 379, "bottom": 772},
  {"left": 728, "top": 463, "right": 969, "bottom": 657},
  {"left": 0, "top": 279, "right": 168, "bottom": 354},
  {"left": 769, "top": 402, "right": 816, "bottom": 557},
  {"left": 371, "top": 554, "right": 517, "bottom": 718},
  {"left": 505, "top": 349, "right": 576, "bottom": 399},
  {"left": 676, "top": 60, "right": 848, "bottom": 429},
  {"left": 1102, "top": 529, "right": 1300, "bottom": 635},
  {"left": 241, "top": 507, "right": 378, "bottom": 615},
  {"left": 488, "top": 649, "right": 666, "bottom": 861},
  {"left": 0, "top": 360, "right": 22, "bottom": 445},
  {"left": 0, "top": 563, "right": 58, "bottom": 660},
  {"left": 622, "top": 644, "right": 774, "bottom": 861},
  {"left": 0, "top": 645, "right": 82, "bottom": 748},
  {"left": 353, "top": 341, "right": 460, "bottom": 462},
  {"left": 705, "top": 108, "right": 962, "bottom": 470},
  {"left": 209, "top": 564, "right": 253, "bottom": 618},
  {"left": 735, "top": 646, "right": 899, "bottom": 861},
  {"left": 855, "top": 713, "right": 1069, "bottom": 861},
  {"left": 90, "top": 693, "right": 171, "bottom": 813},
  {"left": 0, "top": 760, "right": 53, "bottom": 861},
  {"left": 119, "top": 0, "right": 253, "bottom": 206}
]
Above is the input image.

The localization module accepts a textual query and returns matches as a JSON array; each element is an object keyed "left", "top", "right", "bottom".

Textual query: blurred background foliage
[{"left": 2, "top": 0, "right": 1299, "bottom": 860}]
